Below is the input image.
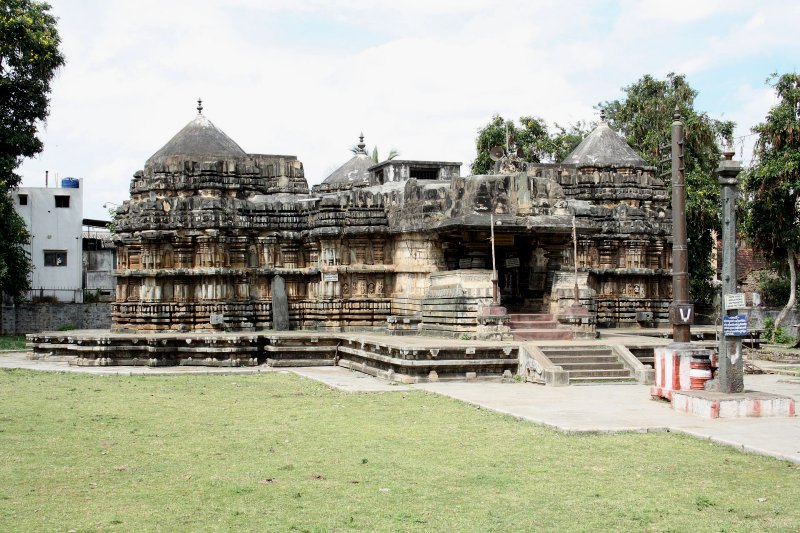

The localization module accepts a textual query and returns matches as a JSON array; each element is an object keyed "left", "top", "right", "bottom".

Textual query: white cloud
[{"left": 17, "top": 0, "right": 800, "bottom": 219}]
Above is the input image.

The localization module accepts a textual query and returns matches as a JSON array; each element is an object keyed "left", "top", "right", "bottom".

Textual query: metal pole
[
  {"left": 671, "top": 109, "right": 691, "bottom": 343},
  {"left": 717, "top": 149, "right": 744, "bottom": 393}
]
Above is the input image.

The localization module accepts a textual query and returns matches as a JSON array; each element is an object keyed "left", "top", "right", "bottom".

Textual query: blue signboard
[{"left": 722, "top": 314, "right": 748, "bottom": 337}]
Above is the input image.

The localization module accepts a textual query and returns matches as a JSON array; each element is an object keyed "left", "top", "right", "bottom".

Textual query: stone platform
[
  {"left": 27, "top": 330, "right": 520, "bottom": 384},
  {"left": 27, "top": 329, "right": 665, "bottom": 386},
  {"left": 671, "top": 390, "right": 796, "bottom": 419}
]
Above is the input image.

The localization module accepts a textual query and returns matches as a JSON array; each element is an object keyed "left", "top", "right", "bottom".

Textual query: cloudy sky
[{"left": 18, "top": 0, "right": 800, "bottom": 220}]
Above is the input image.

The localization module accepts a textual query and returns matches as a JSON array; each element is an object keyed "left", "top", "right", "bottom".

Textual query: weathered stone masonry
[{"left": 110, "top": 109, "right": 673, "bottom": 335}]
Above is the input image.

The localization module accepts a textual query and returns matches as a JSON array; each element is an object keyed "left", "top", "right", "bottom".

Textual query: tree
[
  {"left": 1, "top": 0, "right": 65, "bottom": 190},
  {"left": 550, "top": 121, "right": 592, "bottom": 163},
  {"left": 0, "top": 192, "right": 31, "bottom": 299},
  {"left": 601, "top": 73, "right": 734, "bottom": 305},
  {"left": 370, "top": 146, "right": 399, "bottom": 164},
  {"left": 743, "top": 73, "right": 800, "bottom": 339},
  {"left": 471, "top": 115, "right": 588, "bottom": 174},
  {"left": 0, "top": 0, "right": 64, "bottom": 299},
  {"left": 349, "top": 145, "right": 399, "bottom": 163}
]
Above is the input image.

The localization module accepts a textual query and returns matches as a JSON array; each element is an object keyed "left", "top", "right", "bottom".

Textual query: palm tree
[
  {"left": 349, "top": 133, "right": 399, "bottom": 163},
  {"left": 371, "top": 147, "right": 399, "bottom": 164}
]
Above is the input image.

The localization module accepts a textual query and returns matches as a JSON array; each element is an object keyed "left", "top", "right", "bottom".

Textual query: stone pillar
[
  {"left": 598, "top": 239, "right": 616, "bottom": 269},
  {"left": 714, "top": 150, "right": 744, "bottom": 393},
  {"left": 280, "top": 243, "right": 299, "bottom": 269},
  {"left": 542, "top": 244, "right": 565, "bottom": 311},
  {"left": 517, "top": 172, "right": 532, "bottom": 216},
  {"left": 271, "top": 275, "right": 289, "bottom": 330}
]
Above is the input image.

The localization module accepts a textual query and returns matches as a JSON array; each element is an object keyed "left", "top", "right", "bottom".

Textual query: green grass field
[
  {"left": 1, "top": 369, "right": 799, "bottom": 532},
  {"left": 0, "top": 336, "right": 26, "bottom": 351}
]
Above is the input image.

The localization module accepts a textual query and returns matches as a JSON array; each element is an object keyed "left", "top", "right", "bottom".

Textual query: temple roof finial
[
  {"left": 197, "top": 98, "right": 203, "bottom": 114},
  {"left": 357, "top": 132, "right": 366, "bottom": 153},
  {"left": 600, "top": 108, "right": 606, "bottom": 122}
]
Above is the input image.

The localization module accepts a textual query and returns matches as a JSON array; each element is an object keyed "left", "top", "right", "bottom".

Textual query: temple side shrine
[{"left": 109, "top": 102, "right": 672, "bottom": 338}]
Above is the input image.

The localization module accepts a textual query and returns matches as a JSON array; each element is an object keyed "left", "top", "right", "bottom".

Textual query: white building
[
  {"left": 82, "top": 226, "right": 116, "bottom": 301},
  {"left": 14, "top": 179, "right": 84, "bottom": 302}
]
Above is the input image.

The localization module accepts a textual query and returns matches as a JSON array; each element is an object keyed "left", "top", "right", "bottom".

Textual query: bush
[
  {"left": 83, "top": 289, "right": 101, "bottom": 303},
  {"left": 757, "top": 272, "right": 798, "bottom": 308},
  {"left": 690, "top": 277, "right": 717, "bottom": 307},
  {"left": 763, "top": 317, "right": 795, "bottom": 344}
]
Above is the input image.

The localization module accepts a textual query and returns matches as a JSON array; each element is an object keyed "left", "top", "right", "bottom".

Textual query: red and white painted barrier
[
  {"left": 652, "top": 346, "right": 796, "bottom": 419},
  {"left": 651, "top": 346, "right": 715, "bottom": 400}
]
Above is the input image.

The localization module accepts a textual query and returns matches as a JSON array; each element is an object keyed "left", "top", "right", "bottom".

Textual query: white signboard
[
  {"left": 322, "top": 272, "right": 339, "bottom": 282},
  {"left": 724, "top": 293, "right": 746, "bottom": 310},
  {"left": 210, "top": 313, "right": 225, "bottom": 325}
]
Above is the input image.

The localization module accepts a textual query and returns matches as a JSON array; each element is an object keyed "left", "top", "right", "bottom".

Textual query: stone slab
[{"left": 672, "top": 390, "right": 796, "bottom": 419}]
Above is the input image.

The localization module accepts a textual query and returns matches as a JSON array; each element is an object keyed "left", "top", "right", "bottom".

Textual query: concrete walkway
[{"left": 3, "top": 352, "right": 799, "bottom": 464}]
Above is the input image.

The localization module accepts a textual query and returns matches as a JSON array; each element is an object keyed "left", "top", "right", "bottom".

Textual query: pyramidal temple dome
[
  {"left": 561, "top": 117, "right": 648, "bottom": 170},
  {"left": 146, "top": 100, "right": 247, "bottom": 167},
  {"left": 320, "top": 133, "right": 374, "bottom": 190}
]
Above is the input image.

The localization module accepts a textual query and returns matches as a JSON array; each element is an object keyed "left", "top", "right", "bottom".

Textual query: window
[
  {"left": 18, "top": 194, "right": 28, "bottom": 206},
  {"left": 44, "top": 251, "right": 67, "bottom": 267},
  {"left": 410, "top": 167, "right": 438, "bottom": 180},
  {"left": 55, "top": 195, "right": 70, "bottom": 208}
]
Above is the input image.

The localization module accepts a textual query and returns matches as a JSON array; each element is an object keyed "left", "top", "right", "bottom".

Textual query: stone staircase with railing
[{"left": 539, "top": 346, "right": 636, "bottom": 384}]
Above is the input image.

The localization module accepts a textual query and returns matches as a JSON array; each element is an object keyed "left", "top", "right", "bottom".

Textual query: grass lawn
[
  {"left": 1, "top": 370, "right": 799, "bottom": 532},
  {"left": 0, "top": 336, "right": 26, "bottom": 351}
]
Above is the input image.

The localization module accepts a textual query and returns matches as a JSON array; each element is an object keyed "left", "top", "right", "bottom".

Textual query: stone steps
[
  {"left": 548, "top": 355, "right": 618, "bottom": 363},
  {"left": 569, "top": 376, "right": 638, "bottom": 384},
  {"left": 628, "top": 347, "right": 655, "bottom": 368},
  {"left": 539, "top": 346, "right": 634, "bottom": 384},
  {"left": 513, "top": 330, "right": 575, "bottom": 341},
  {"left": 507, "top": 314, "right": 574, "bottom": 341},
  {"left": 509, "top": 320, "right": 559, "bottom": 330},
  {"left": 554, "top": 361, "right": 625, "bottom": 370},
  {"left": 564, "top": 368, "right": 633, "bottom": 378}
]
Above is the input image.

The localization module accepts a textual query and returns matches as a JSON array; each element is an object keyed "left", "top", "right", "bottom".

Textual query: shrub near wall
[{"left": 1, "top": 303, "right": 112, "bottom": 335}]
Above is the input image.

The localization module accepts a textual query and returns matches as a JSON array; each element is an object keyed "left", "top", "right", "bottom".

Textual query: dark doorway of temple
[
  {"left": 495, "top": 235, "right": 547, "bottom": 313},
  {"left": 440, "top": 232, "right": 548, "bottom": 313}
]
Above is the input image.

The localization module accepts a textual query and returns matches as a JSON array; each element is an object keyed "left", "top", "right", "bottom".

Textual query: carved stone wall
[{"left": 113, "top": 119, "right": 672, "bottom": 332}]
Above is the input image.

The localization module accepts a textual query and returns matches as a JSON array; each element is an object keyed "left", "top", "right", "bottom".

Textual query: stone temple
[
  {"left": 29, "top": 102, "right": 673, "bottom": 382},
  {"left": 110, "top": 104, "right": 671, "bottom": 335}
]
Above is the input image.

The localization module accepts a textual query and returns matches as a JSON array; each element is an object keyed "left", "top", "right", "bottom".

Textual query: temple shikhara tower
[{"left": 111, "top": 102, "right": 672, "bottom": 339}]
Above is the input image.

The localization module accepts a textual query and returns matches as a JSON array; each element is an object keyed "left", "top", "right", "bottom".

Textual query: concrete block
[{"left": 672, "top": 390, "right": 796, "bottom": 419}]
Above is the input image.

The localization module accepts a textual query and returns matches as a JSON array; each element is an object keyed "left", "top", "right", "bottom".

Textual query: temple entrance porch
[{"left": 438, "top": 229, "right": 574, "bottom": 314}]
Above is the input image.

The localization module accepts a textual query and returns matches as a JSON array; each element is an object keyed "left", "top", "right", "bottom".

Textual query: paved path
[{"left": 3, "top": 351, "right": 799, "bottom": 464}]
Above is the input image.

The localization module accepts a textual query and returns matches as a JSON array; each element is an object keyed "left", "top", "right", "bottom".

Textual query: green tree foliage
[
  {"left": 1, "top": 0, "right": 65, "bottom": 189},
  {"left": 0, "top": 0, "right": 65, "bottom": 299},
  {"left": 550, "top": 121, "right": 592, "bottom": 164},
  {"left": 370, "top": 146, "right": 399, "bottom": 164},
  {"left": 470, "top": 115, "right": 589, "bottom": 175},
  {"left": 601, "top": 73, "right": 734, "bottom": 305},
  {"left": 349, "top": 145, "right": 399, "bottom": 164},
  {"left": 743, "top": 73, "right": 800, "bottom": 334},
  {"left": 0, "top": 192, "right": 31, "bottom": 298}
]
